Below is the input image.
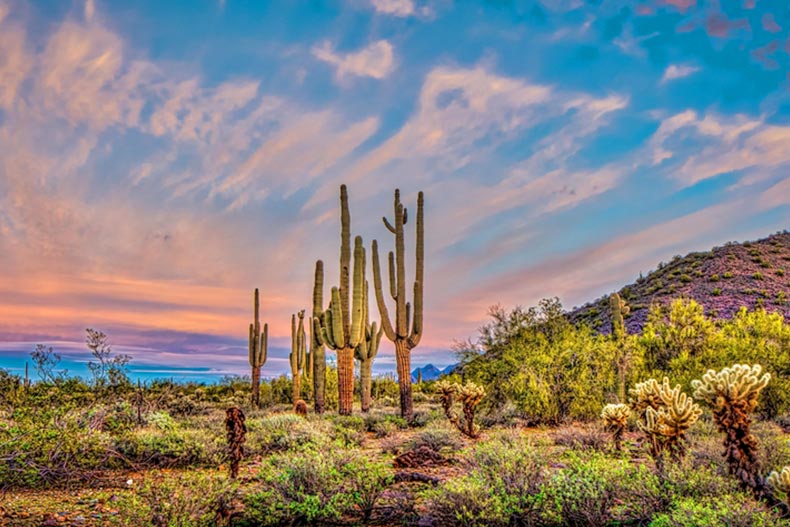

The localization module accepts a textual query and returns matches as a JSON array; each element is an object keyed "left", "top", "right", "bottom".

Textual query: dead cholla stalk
[
  {"left": 225, "top": 407, "right": 246, "bottom": 479},
  {"left": 629, "top": 377, "right": 701, "bottom": 465},
  {"left": 433, "top": 380, "right": 485, "bottom": 439},
  {"left": 601, "top": 403, "right": 630, "bottom": 452},
  {"left": 692, "top": 364, "right": 770, "bottom": 492},
  {"left": 294, "top": 399, "right": 308, "bottom": 417}
]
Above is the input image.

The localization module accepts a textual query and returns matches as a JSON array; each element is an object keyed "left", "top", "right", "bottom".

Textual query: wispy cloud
[
  {"left": 661, "top": 63, "right": 700, "bottom": 83},
  {"left": 312, "top": 40, "right": 396, "bottom": 82}
]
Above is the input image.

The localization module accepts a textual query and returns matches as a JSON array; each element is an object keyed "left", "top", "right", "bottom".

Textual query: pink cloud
[
  {"left": 762, "top": 13, "right": 782, "bottom": 33},
  {"left": 661, "top": 0, "right": 696, "bottom": 14},
  {"left": 751, "top": 40, "right": 780, "bottom": 69},
  {"left": 705, "top": 13, "right": 750, "bottom": 38}
]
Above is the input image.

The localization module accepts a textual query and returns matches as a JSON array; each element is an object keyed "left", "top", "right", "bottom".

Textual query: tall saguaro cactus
[
  {"left": 312, "top": 261, "right": 327, "bottom": 414},
  {"left": 610, "top": 292, "right": 631, "bottom": 402},
  {"left": 290, "top": 310, "right": 307, "bottom": 409},
  {"left": 372, "top": 189, "right": 424, "bottom": 421},
  {"left": 314, "top": 185, "right": 366, "bottom": 415},
  {"left": 355, "top": 281, "right": 383, "bottom": 412},
  {"left": 248, "top": 288, "right": 268, "bottom": 407}
]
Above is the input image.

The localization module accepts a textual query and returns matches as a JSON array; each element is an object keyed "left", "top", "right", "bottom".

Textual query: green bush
[
  {"left": 243, "top": 447, "right": 392, "bottom": 526},
  {"left": 648, "top": 494, "right": 782, "bottom": 527},
  {"left": 109, "top": 471, "right": 236, "bottom": 527}
]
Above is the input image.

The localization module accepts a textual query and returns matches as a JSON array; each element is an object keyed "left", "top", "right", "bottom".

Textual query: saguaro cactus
[
  {"left": 290, "top": 310, "right": 307, "bottom": 409},
  {"left": 692, "top": 364, "right": 770, "bottom": 491},
  {"left": 248, "top": 288, "right": 268, "bottom": 407},
  {"left": 312, "top": 261, "right": 327, "bottom": 414},
  {"left": 610, "top": 292, "right": 631, "bottom": 403},
  {"left": 354, "top": 281, "right": 383, "bottom": 412},
  {"left": 314, "top": 185, "right": 366, "bottom": 415},
  {"left": 372, "top": 189, "right": 424, "bottom": 421}
]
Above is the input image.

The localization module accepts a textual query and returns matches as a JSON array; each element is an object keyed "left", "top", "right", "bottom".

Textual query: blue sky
[{"left": 0, "top": 0, "right": 789, "bottom": 382}]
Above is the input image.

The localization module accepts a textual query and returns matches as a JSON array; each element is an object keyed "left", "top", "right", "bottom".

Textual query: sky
[{"left": 0, "top": 0, "right": 789, "bottom": 382}]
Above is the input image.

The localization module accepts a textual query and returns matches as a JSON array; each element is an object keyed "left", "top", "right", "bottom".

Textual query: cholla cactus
[
  {"left": 692, "top": 364, "right": 770, "bottom": 491},
  {"left": 601, "top": 403, "right": 630, "bottom": 451},
  {"left": 629, "top": 377, "right": 700, "bottom": 461},
  {"left": 433, "top": 379, "right": 456, "bottom": 420},
  {"left": 433, "top": 381, "right": 485, "bottom": 439},
  {"left": 768, "top": 467, "right": 790, "bottom": 504}
]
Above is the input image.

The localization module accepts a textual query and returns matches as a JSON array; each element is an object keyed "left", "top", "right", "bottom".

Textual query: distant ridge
[
  {"left": 569, "top": 231, "right": 790, "bottom": 333},
  {"left": 411, "top": 363, "right": 458, "bottom": 382}
]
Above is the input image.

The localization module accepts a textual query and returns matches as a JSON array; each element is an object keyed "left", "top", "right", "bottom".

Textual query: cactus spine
[
  {"left": 692, "top": 364, "right": 770, "bottom": 492},
  {"left": 311, "top": 261, "right": 327, "bottom": 414},
  {"left": 314, "top": 185, "right": 366, "bottom": 415},
  {"left": 354, "top": 280, "right": 383, "bottom": 412},
  {"left": 248, "top": 288, "right": 268, "bottom": 407},
  {"left": 290, "top": 310, "right": 307, "bottom": 410},
  {"left": 610, "top": 292, "right": 631, "bottom": 403},
  {"left": 372, "top": 189, "right": 424, "bottom": 421}
]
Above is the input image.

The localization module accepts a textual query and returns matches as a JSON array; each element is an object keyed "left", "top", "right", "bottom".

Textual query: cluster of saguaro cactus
[
  {"left": 433, "top": 380, "right": 485, "bottom": 439},
  {"left": 601, "top": 403, "right": 630, "bottom": 451},
  {"left": 629, "top": 377, "right": 701, "bottom": 461},
  {"left": 290, "top": 310, "right": 307, "bottom": 410},
  {"left": 609, "top": 292, "right": 632, "bottom": 403},
  {"left": 248, "top": 288, "right": 268, "bottom": 408},
  {"left": 314, "top": 185, "right": 368, "bottom": 415},
  {"left": 372, "top": 189, "right": 424, "bottom": 421},
  {"left": 355, "top": 281, "right": 383, "bottom": 412},
  {"left": 311, "top": 261, "right": 327, "bottom": 414},
  {"left": 692, "top": 364, "right": 770, "bottom": 491}
]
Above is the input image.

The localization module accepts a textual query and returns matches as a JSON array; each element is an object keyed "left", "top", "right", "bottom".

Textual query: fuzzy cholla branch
[
  {"left": 629, "top": 377, "right": 700, "bottom": 461},
  {"left": 433, "top": 381, "right": 485, "bottom": 439},
  {"left": 691, "top": 364, "right": 770, "bottom": 413},
  {"left": 601, "top": 403, "right": 630, "bottom": 451}
]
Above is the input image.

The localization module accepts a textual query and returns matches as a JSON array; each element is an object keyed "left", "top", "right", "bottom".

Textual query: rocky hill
[{"left": 569, "top": 230, "right": 790, "bottom": 333}]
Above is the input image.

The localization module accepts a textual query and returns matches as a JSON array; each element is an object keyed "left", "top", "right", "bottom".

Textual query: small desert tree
[{"left": 86, "top": 328, "right": 131, "bottom": 389}]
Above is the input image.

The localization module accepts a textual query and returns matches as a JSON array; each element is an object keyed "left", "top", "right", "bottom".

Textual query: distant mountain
[
  {"left": 569, "top": 231, "right": 790, "bottom": 333},
  {"left": 411, "top": 363, "right": 457, "bottom": 382}
]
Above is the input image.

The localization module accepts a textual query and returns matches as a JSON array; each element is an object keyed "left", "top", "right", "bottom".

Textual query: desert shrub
[
  {"left": 551, "top": 424, "right": 608, "bottom": 452},
  {"left": 406, "top": 424, "right": 463, "bottom": 453},
  {"left": 117, "top": 427, "right": 208, "bottom": 467},
  {"left": 421, "top": 474, "right": 505, "bottom": 526},
  {"left": 246, "top": 413, "right": 331, "bottom": 454},
  {"left": 648, "top": 494, "right": 782, "bottom": 527},
  {"left": 712, "top": 287, "right": 722, "bottom": 296},
  {"left": 723, "top": 271, "right": 734, "bottom": 278},
  {"left": 109, "top": 471, "right": 237, "bottom": 527},
  {"left": 710, "top": 274, "right": 720, "bottom": 282},
  {"left": 243, "top": 447, "right": 392, "bottom": 526},
  {"left": 0, "top": 407, "right": 120, "bottom": 488}
]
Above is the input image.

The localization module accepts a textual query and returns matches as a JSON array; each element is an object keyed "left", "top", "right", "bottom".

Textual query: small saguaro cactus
[
  {"left": 311, "top": 261, "right": 327, "bottom": 414},
  {"left": 609, "top": 292, "right": 632, "bottom": 403},
  {"left": 692, "top": 364, "right": 770, "bottom": 491},
  {"left": 290, "top": 310, "right": 307, "bottom": 410},
  {"left": 601, "top": 403, "right": 630, "bottom": 452},
  {"left": 433, "top": 380, "right": 485, "bottom": 439},
  {"left": 248, "top": 288, "right": 268, "bottom": 408},
  {"left": 313, "top": 185, "right": 367, "bottom": 416},
  {"left": 629, "top": 377, "right": 701, "bottom": 461},
  {"left": 371, "top": 189, "right": 424, "bottom": 421},
  {"left": 354, "top": 281, "right": 383, "bottom": 412}
]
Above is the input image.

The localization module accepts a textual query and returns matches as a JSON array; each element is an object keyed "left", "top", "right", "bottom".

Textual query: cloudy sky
[{"left": 0, "top": 0, "right": 789, "bottom": 381}]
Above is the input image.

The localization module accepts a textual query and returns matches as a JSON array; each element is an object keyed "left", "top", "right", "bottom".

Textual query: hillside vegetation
[{"left": 570, "top": 231, "right": 790, "bottom": 332}]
